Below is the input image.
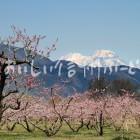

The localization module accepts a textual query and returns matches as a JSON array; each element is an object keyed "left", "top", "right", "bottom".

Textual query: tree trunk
[
  {"left": 0, "top": 62, "right": 6, "bottom": 122},
  {"left": 99, "top": 111, "right": 103, "bottom": 136}
]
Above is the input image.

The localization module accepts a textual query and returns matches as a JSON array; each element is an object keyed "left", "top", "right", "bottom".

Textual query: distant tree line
[{"left": 89, "top": 77, "right": 138, "bottom": 97}]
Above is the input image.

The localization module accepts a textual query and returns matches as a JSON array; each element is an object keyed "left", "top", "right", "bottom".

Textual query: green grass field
[{"left": 0, "top": 125, "right": 140, "bottom": 140}]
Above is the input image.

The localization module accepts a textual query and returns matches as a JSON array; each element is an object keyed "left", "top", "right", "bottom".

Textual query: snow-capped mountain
[
  {"left": 1, "top": 44, "right": 140, "bottom": 96},
  {"left": 61, "top": 50, "right": 125, "bottom": 67},
  {"left": 60, "top": 53, "right": 92, "bottom": 67}
]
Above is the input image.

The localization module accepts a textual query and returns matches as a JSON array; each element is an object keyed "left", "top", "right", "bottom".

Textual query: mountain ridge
[
  {"left": 61, "top": 50, "right": 125, "bottom": 67},
  {"left": 0, "top": 44, "right": 140, "bottom": 96}
]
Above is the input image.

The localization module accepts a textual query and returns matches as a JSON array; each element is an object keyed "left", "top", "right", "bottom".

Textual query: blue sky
[{"left": 0, "top": 0, "right": 140, "bottom": 63}]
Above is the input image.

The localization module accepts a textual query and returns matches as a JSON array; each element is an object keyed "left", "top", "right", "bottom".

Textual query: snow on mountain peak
[
  {"left": 94, "top": 50, "right": 117, "bottom": 58},
  {"left": 60, "top": 53, "right": 91, "bottom": 66},
  {"left": 61, "top": 50, "right": 125, "bottom": 67}
]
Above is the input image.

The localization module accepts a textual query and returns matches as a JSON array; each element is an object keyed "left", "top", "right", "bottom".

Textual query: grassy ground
[{"left": 0, "top": 125, "right": 139, "bottom": 140}]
